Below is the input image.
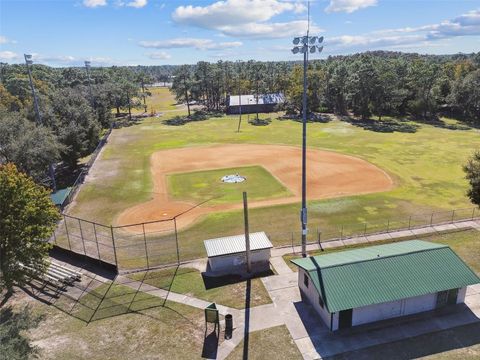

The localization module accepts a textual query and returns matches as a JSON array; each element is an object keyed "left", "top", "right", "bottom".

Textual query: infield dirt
[{"left": 116, "top": 144, "right": 394, "bottom": 232}]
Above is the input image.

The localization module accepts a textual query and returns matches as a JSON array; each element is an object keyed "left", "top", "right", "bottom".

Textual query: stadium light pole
[
  {"left": 24, "top": 54, "right": 57, "bottom": 192},
  {"left": 24, "top": 54, "right": 42, "bottom": 125},
  {"left": 291, "top": 35, "right": 324, "bottom": 258},
  {"left": 84, "top": 61, "right": 95, "bottom": 108}
]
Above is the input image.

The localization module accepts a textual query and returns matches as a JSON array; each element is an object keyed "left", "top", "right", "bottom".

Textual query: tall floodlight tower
[
  {"left": 24, "top": 54, "right": 42, "bottom": 125},
  {"left": 84, "top": 61, "right": 95, "bottom": 108},
  {"left": 290, "top": 18, "right": 324, "bottom": 257},
  {"left": 24, "top": 54, "right": 57, "bottom": 191}
]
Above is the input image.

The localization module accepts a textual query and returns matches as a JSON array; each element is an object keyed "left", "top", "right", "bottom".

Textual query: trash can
[{"left": 225, "top": 314, "right": 233, "bottom": 340}]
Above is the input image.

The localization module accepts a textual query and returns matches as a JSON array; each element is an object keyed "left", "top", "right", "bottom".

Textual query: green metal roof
[
  {"left": 50, "top": 187, "right": 72, "bottom": 206},
  {"left": 291, "top": 240, "right": 480, "bottom": 313}
]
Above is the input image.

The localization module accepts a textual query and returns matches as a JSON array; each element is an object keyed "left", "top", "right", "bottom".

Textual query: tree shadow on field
[{"left": 340, "top": 116, "right": 419, "bottom": 133}]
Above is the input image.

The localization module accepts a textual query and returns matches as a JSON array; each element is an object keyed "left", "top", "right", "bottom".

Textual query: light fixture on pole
[
  {"left": 24, "top": 54, "right": 57, "bottom": 192},
  {"left": 84, "top": 60, "right": 95, "bottom": 108},
  {"left": 290, "top": 34, "right": 324, "bottom": 258}
]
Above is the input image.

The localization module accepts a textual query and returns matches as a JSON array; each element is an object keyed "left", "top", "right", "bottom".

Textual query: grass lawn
[
  {"left": 128, "top": 267, "right": 272, "bottom": 309},
  {"left": 226, "top": 325, "right": 303, "bottom": 360},
  {"left": 331, "top": 322, "right": 480, "bottom": 360},
  {"left": 283, "top": 229, "right": 480, "bottom": 273},
  {"left": 18, "top": 284, "right": 207, "bottom": 360},
  {"left": 144, "top": 87, "right": 178, "bottom": 112},
  {"left": 67, "top": 88, "right": 480, "bottom": 267},
  {"left": 167, "top": 165, "right": 292, "bottom": 205}
]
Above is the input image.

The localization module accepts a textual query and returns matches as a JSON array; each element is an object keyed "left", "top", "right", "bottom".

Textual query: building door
[
  {"left": 338, "top": 309, "right": 353, "bottom": 329},
  {"left": 447, "top": 288, "right": 459, "bottom": 305}
]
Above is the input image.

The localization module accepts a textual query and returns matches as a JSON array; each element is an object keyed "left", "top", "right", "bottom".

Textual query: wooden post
[{"left": 243, "top": 192, "right": 251, "bottom": 273}]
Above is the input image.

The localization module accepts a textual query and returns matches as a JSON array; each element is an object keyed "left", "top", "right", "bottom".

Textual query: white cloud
[
  {"left": 325, "top": 0, "right": 377, "bottom": 14},
  {"left": 83, "top": 0, "right": 107, "bottom": 8},
  {"left": 146, "top": 51, "right": 171, "bottom": 60},
  {"left": 125, "top": 0, "right": 147, "bottom": 8},
  {"left": 220, "top": 20, "right": 322, "bottom": 39},
  {"left": 0, "top": 36, "right": 16, "bottom": 44},
  {"left": 0, "top": 51, "right": 19, "bottom": 61},
  {"left": 172, "top": 0, "right": 311, "bottom": 39},
  {"left": 139, "top": 38, "right": 243, "bottom": 50},
  {"left": 326, "top": 9, "right": 480, "bottom": 52}
]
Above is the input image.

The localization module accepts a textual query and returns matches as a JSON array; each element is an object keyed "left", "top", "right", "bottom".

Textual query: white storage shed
[{"left": 204, "top": 232, "right": 273, "bottom": 274}]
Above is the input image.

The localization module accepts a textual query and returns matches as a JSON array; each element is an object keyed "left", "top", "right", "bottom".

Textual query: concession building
[{"left": 291, "top": 240, "right": 480, "bottom": 331}]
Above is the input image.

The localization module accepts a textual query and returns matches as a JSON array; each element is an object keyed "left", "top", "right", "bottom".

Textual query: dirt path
[{"left": 116, "top": 144, "right": 394, "bottom": 232}]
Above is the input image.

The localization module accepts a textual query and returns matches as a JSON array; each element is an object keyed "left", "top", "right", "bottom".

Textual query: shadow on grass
[
  {"left": 201, "top": 269, "right": 274, "bottom": 290},
  {"left": 340, "top": 116, "right": 419, "bottom": 133},
  {"left": 20, "top": 266, "right": 197, "bottom": 326}
]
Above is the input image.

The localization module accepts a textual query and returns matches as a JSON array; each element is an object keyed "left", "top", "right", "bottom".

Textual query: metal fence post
[
  {"left": 291, "top": 232, "right": 294, "bottom": 253},
  {"left": 408, "top": 216, "right": 412, "bottom": 229},
  {"left": 78, "top": 219, "right": 86, "bottom": 255},
  {"left": 340, "top": 224, "right": 344, "bottom": 239},
  {"left": 93, "top": 223, "right": 101, "bottom": 260},
  {"left": 64, "top": 215, "right": 72, "bottom": 250},
  {"left": 473, "top": 207, "right": 476, "bottom": 220},
  {"left": 110, "top": 226, "right": 119, "bottom": 270},
  {"left": 364, "top": 222, "right": 367, "bottom": 236},
  {"left": 451, "top": 210, "right": 455, "bottom": 223},
  {"left": 142, "top": 223, "right": 150, "bottom": 269},
  {"left": 386, "top": 219, "right": 390, "bottom": 233},
  {"left": 430, "top": 212, "right": 434, "bottom": 226}
]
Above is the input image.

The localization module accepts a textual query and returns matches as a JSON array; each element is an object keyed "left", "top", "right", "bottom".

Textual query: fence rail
[{"left": 51, "top": 206, "right": 479, "bottom": 273}]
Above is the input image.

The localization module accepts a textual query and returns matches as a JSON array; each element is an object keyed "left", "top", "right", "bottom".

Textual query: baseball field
[{"left": 66, "top": 88, "right": 480, "bottom": 267}]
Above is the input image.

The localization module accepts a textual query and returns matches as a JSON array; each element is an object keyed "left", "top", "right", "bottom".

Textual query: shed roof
[
  {"left": 228, "top": 93, "right": 285, "bottom": 107},
  {"left": 291, "top": 240, "right": 480, "bottom": 313},
  {"left": 204, "top": 232, "right": 273, "bottom": 258}
]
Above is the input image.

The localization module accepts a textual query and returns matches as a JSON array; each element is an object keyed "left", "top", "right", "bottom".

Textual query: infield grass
[{"left": 167, "top": 166, "right": 292, "bottom": 205}]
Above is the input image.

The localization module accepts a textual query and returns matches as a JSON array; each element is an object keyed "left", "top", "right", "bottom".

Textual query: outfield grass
[
  {"left": 167, "top": 166, "right": 292, "bottom": 205},
  {"left": 68, "top": 90, "right": 480, "bottom": 266},
  {"left": 283, "top": 229, "right": 480, "bottom": 273},
  {"left": 145, "top": 87, "right": 178, "bottom": 112},
  {"left": 128, "top": 267, "right": 272, "bottom": 309}
]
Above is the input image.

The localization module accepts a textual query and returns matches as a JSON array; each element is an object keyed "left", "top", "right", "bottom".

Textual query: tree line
[
  {"left": 0, "top": 64, "right": 152, "bottom": 187},
  {"left": 170, "top": 51, "right": 480, "bottom": 123}
]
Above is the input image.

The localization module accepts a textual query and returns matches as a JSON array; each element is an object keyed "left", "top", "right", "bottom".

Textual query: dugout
[{"left": 204, "top": 232, "right": 273, "bottom": 274}]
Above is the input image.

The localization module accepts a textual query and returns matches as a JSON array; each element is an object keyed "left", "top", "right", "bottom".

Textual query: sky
[{"left": 0, "top": 0, "right": 479, "bottom": 66}]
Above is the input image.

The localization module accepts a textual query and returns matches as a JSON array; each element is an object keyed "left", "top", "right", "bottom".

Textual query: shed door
[
  {"left": 338, "top": 309, "right": 353, "bottom": 329},
  {"left": 436, "top": 291, "right": 448, "bottom": 308}
]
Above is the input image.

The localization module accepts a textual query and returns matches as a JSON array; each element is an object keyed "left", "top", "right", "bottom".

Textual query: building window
[
  {"left": 319, "top": 295, "right": 324, "bottom": 308},
  {"left": 304, "top": 273, "right": 309, "bottom": 288}
]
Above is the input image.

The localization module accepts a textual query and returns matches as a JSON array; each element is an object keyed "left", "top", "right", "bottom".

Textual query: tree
[
  {"left": 47, "top": 87, "right": 100, "bottom": 168},
  {"left": 0, "top": 306, "right": 42, "bottom": 359},
  {"left": 450, "top": 70, "right": 480, "bottom": 124},
  {"left": 0, "top": 110, "right": 63, "bottom": 183},
  {"left": 0, "top": 164, "right": 60, "bottom": 295},
  {"left": 172, "top": 65, "right": 193, "bottom": 117},
  {"left": 407, "top": 60, "right": 440, "bottom": 120},
  {"left": 464, "top": 151, "right": 480, "bottom": 207}
]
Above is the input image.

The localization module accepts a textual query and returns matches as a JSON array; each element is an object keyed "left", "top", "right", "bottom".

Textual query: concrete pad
[
  {"left": 261, "top": 272, "right": 298, "bottom": 292},
  {"left": 365, "top": 233, "right": 388, "bottom": 242},
  {"left": 270, "top": 256, "right": 293, "bottom": 275},
  {"left": 342, "top": 236, "right": 367, "bottom": 246},
  {"left": 411, "top": 226, "right": 435, "bottom": 235}
]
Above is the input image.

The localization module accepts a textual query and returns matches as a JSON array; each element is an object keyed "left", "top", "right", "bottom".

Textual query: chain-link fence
[{"left": 51, "top": 206, "right": 479, "bottom": 272}]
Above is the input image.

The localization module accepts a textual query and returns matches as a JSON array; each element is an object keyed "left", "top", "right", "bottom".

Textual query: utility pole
[
  {"left": 24, "top": 54, "right": 42, "bottom": 126},
  {"left": 243, "top": 192, "right": 251, "bottom": 273},
  {"left": 237, "top": 74, "right": 243, "bottom": 132},
  {"left": 25, "top": 54, "right": 57, "bottom": 192},
  {"left": 84, "top": 61, "right": 94, "bottom": 108}
]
